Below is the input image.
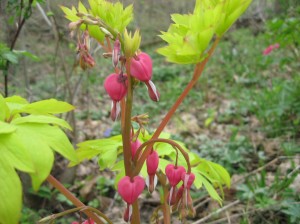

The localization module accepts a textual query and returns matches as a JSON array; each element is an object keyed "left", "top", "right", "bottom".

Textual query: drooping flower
[
  {"left": 165, "top": 164, "right": 186, "bottom": 205},
  {"left": 130, "top": 52, "right": 160, "bottom": 101},
  {"left": 118, "top": 176, "right": 145, "bottom": 222},
  {"left": 179, "top": 172, "right": 196, "bottom": 219},
  {"left": 76, "top": 31, "right": 95, "bottom": 70},
  {"left": 263, "top": 43, "right": 280, "bottom": 55},
  {"left": 146, "top": 150, "right": 159, "bottom": 193},
  {"left": 104, "top": 73, "right": 127, "bottom": 121}
]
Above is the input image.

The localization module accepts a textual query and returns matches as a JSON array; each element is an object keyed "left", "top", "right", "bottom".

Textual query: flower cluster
[{"left": 165, "top": 164, "right": 196, "bottom": 219}]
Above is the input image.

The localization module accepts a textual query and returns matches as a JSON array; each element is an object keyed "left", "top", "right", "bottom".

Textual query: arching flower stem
[{"left": 133, "top": 138, "right": 191, "bottom": 174}]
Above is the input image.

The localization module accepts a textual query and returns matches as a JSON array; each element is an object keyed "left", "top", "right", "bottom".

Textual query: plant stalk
[
  {"left": 122, "top": 58, "right": 141, "bottom": 223},
  {"left": 46, "top": 175, "right": 104, "bottom": 224}
]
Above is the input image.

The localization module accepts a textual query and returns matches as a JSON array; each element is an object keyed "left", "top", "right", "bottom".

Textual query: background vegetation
[{"left": 1, "top": 0, "right": 299, "bottom": 223}]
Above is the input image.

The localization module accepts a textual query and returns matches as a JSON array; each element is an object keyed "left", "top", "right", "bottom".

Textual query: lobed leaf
[
  {"left": 0, "top": 133, "right": 35, "bottom": 173},
  {"left": 0, "top": 157, "right": 22, "bottom": 224},
  {"left": 14, "top": 124, "right": 54, "bottom": 190}
]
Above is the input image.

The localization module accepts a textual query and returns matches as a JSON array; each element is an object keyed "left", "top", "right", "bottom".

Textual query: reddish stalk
[
  {"left": 46, "top": 175, "right": 104, "bottom": 224},
  {"left": 133, "top": 138, "right": 191, "bottom": 173},
  {"left": 132, "top": 37, "right": 221, "bottom": 176},
  {"left": 122, "top": 58, "right": 141, "bottom": 223}
]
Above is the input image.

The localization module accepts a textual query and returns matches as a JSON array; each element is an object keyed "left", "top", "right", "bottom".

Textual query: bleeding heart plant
[{"left": 11, "top": 1, "right": 254, "bottom": 224}]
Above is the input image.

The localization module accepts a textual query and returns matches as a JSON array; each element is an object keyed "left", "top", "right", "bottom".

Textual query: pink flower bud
[
  {"left": 131, "top": 139, "right": 142, "bottom": 160},
  {"left": 130, "top": 52, "right": 152, "bottom": 82},
  {"left": 165, "top": 164, "right": 186, "bottom": 187},
  {"left": 112, "top": 38, "right": 121, "bottom": 67},
  {"left": 104, "top": 73, "right": 127, "bottom": 121},
  {"left": 146, "top": 150, "right": 159, "bottom": 175},
  {"left": 146, "top": 150, "right": 159, "bottom": 193}
]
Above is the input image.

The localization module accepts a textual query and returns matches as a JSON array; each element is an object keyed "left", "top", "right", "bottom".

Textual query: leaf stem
[{"left": 46, "top": 175, "right": 104, "bottom": 224}]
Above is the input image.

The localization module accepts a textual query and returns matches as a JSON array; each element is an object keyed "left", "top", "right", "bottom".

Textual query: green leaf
[
  {"left": 13, "top": 50, "right": 40, "bottom": 62},
  {"left": 0, "top": 94, "right": 9, "bottom": 121},
  {"left": 0, "top": 133, "right": 35, "bottom": 173},
  {"left": 17, "top": 99, "right": 74, "bottom": 115},
  {"left": 11, "top": 115, "right": 72, "bottom": 130},
  {"left": 98, "top": 148, "right": 117, "bottom": 170},
  {"left": 0, "top": 121, "right": 16, "bottom": 134},
  {"left": 4, "top": 95, "right": 29, "bottom": 115},
  {"left": 60, "top": 5, "right": 80, "bottom": 21},
  {"left": 23, "top": 124, "right": 77, "bottom": 163},
  {"left": 198, "top": 174, "right": 222, "bottom": 204},
  {"left": 15, "top": 124, "right": 54, "bottom": 190},
  {"left": 71, "top": 136, "right": 123, "bottom": 166},
  {"left": 115, "top": 169, "right": 125, "bottom": 189},
  {"left": 2, "top": 51, "right": 18, "bottom": 64},
  {"left": 0, "top": 156, "right": 22, "bottom": 224}
]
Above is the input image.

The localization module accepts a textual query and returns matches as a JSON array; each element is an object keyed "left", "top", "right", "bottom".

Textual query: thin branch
[{"left": 192, "top": 200, "right": 241, "bottom": 224}]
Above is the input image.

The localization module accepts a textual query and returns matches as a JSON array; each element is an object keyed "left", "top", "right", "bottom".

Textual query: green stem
[
  {"left": 46, "top": 175, "right": 104, "bottom": 224},
  {"left": 132, "top": 37, "right": 221, "bottom": 176}
]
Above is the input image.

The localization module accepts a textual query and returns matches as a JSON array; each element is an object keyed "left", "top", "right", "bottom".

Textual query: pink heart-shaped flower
[
  {"left": 130, "top": 52, "right": 152, "bottom": 82},
  {"left": 165, "top": 164, "right": 186, "bottom": 187},
  {"left": 118, "top": 176, "right": 145, "bottom": 204}
]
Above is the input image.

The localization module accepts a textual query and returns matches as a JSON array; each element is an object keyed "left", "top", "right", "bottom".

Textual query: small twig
[
  {"left": 206, "top": 209, "right": 256, "bottom": 224},
  {"left": 192, "top": 200, "right": 241, "bottom": 224}
]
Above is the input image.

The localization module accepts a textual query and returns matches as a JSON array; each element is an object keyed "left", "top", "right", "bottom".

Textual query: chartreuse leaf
[
  {"left": 60, "top": 5, "right": 80, "bottom": 22},
  {"left": 197, "top": 174, "right": 222, "bottom": 204},
  {"left": 14, "top": 124, "right": 54, "bottom": 190},
  {"left": 70, "top": 135, "right": 123, "bottom": 166},
  {"left": 0, "top": 121, "right": 16, "bottom": 134},
  {"left": 215, "top": 0, "right": 252, "bottom": 36},
  {"left": 0, "top": 156, "right": 22, "bottom": 224},
  {"left": 11, "top": 115, "right": 72, "bottom": 130},
  {"left": 0, "top": 94, "right": 9, "bottom": 121},
  {"left": 197, "top": 159, "right": 231, "bottom": 188},
  {"left": 124, "top": 29, "right": 141, "bottom": 57},
  {"left": 115, "top": 169, "right": 125, "bottom": 189},
  {"left": 98, "top": 148, "right": 117, "bottom": 170},
  {"left": 16, "top": 99, "right": 74, "bottom": 115},
  {"left": 4, "top": 95, "right": 29, "bottom": 115},
  {"left": 23, "top": 124, "right": 78, "bottom": 163},
  {"left": 0, "top": 133, "right": 35, "bottom": 173}
]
